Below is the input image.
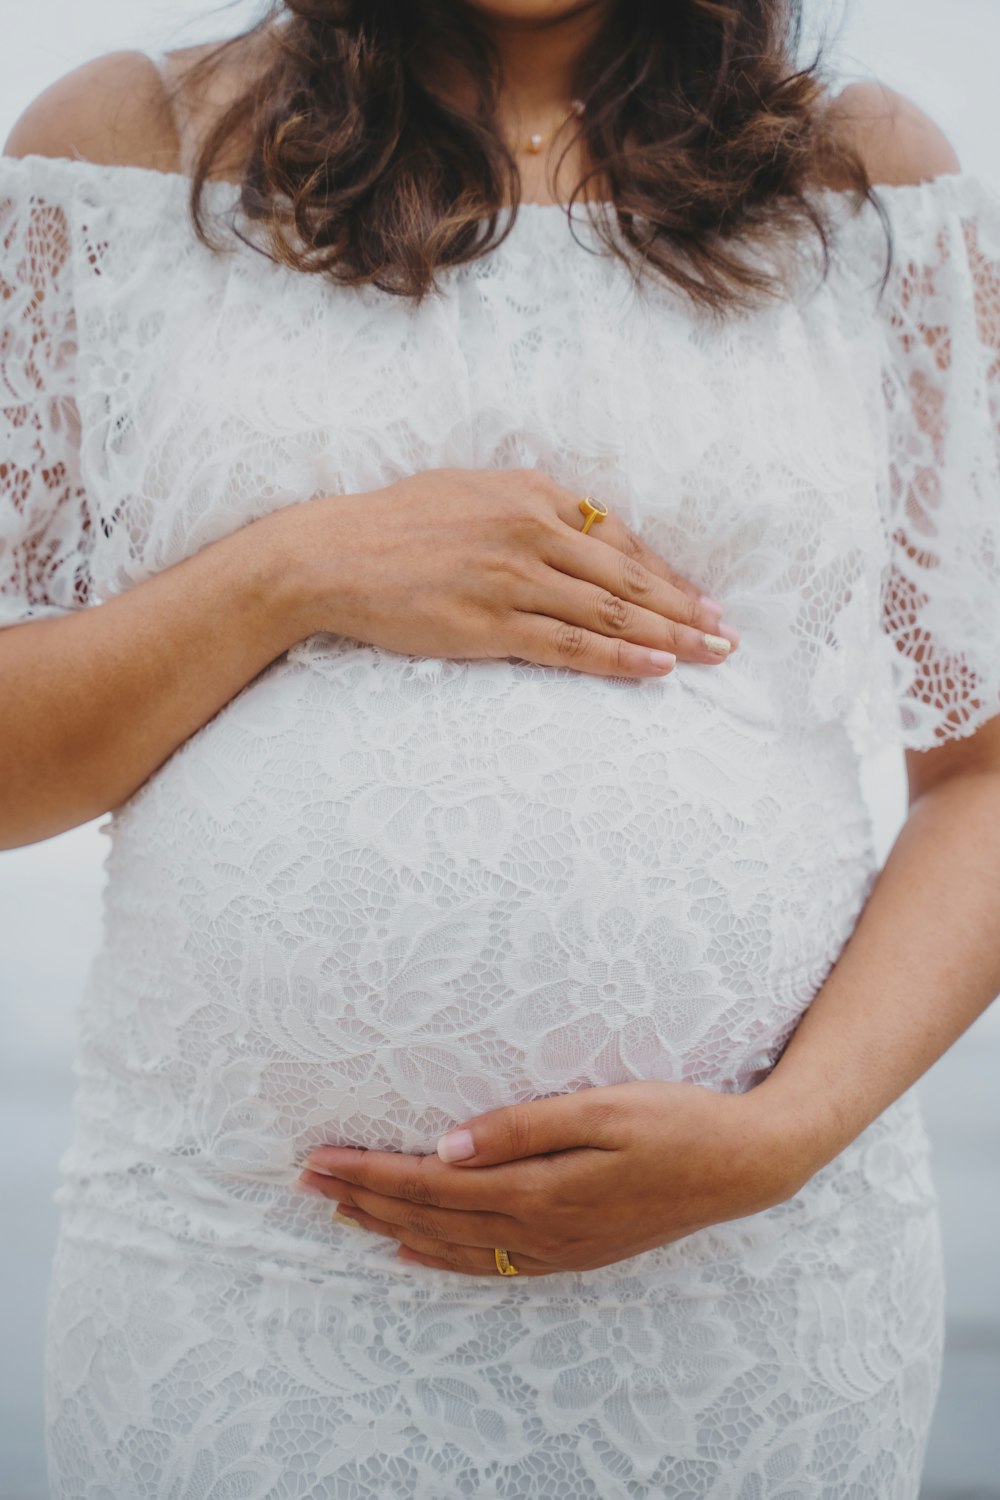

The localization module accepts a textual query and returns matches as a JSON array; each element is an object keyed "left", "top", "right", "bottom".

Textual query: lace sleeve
[
  {"left": 0, "top": 156, "right": 94, "bottom": 629},
  {"left": 877, "top": 172, "right": 1000, "bottom": 750}
]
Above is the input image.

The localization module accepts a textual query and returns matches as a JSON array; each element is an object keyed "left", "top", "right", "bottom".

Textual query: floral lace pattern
[{"left": 5, "top": 147, "right": 998, "bottom": 1496}]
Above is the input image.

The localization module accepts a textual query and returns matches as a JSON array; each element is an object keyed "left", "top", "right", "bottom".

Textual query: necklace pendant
[{"left": 527, "top": 133, "right": 544, "bottom": 154}]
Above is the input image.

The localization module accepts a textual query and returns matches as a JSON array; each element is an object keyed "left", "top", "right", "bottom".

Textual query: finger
[
  {"left": 332, "top": 1200, "right": 509, "bottom": 1248},
  {"left": 552, "top": 491, "right": 714, "bottom": 605},
  {"left": 335, "top": 1204, "right": 557, "bottom": 1271},
  {"left": 552, "top": 526, "right": 739, "bottom": 647},
  {"left": 505, "top": 614, "right": 680, "bottom": 679},
  {"left": 302, "top": 1175, "right": 521, "bottom": 1248},
  {"left": 301, "top": 1145, "right": 545, "bottom": 1210},
  {"left": 393, "top": 1241, "right": 554, "bottom": 1276},
  {"left": 517, "top": 555, "right": 737, "bottom": 665},
  {"left": 551, "top": 524, "right": 725, "bottom": 638},
  {"left": 335, "top": 1204, "right": 555, "bottom": 1273},
  {"left": 435, "top": 1088, "right": 624, "bottom": 1167}
]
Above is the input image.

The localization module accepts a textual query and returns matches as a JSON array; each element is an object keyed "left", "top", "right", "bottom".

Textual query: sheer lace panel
[
  {"left": 0, "top": 149, "right": 967, "bottom": 1500},
  {"left": 0, "top": 176, "right": 93, "bottom": 626},
  {"left": 876, "top": 177, "right": 1000, "bottom": 748}
]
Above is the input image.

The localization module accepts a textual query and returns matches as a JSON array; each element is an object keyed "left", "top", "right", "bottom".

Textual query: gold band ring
[
  {"left": 494, "top": 1247, "right": 520, "bottom": 1276},
  {"left": 578, "top": 494, "right": 609, "bottom": 535}
]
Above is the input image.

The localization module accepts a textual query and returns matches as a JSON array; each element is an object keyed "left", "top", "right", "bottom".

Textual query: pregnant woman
[{"left": 3, "top": 0, "right": 1000, "bottom": 1495}]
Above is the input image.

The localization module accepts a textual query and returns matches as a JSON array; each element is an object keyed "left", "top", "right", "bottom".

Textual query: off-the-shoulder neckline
[{"left": 2, "top": 148, "right": 993, "bottom": 212}]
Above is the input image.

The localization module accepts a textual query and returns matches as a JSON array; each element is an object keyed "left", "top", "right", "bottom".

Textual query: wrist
[
  {"left": 739, "top": 1074, "right": 846, "bottom": 1202},
  {"left": 248, "top": 493, "right": 366, "bottom": 649}
]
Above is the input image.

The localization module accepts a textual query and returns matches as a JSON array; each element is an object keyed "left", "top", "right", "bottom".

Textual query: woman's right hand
[
  {"left": 0, "top": 465, "right": 738, "bottom": 849},
  {"left": 289, "top": 467, "right": 739, "bottom": 679}
]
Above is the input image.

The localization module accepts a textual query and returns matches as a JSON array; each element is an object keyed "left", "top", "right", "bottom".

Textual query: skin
[
  {"left": 1, "top": 38, "right": 739, "bottom": 851},
  {"left": 289, "top": 37, "right": 1000, "bottom": 1275},
  {"left": 429, "top": 0, "right": 613, "bottom": 201},
  {"left": 298, "top": 729, "right": 1000, "bottom": 1276},
  {"left": 6, "top": 13, "right": 997, "bottom": 1278}
]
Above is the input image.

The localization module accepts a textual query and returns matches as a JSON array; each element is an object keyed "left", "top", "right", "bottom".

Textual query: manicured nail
[
  {"left": 437, "top": 1129, "right": 475, "bottom": 1162},
  {"left": 699, "top": 594, "right": 724, "bottom": 615},
  {"left": 716, "top": 622, "right": 741, "bottom": 648},
  {"left": 648, "top": 649, "right": 676, "bottom": 671},
  {"left": 293, "top": 1181, "right": 326, "bottom": 1197},
  {"left": 331, "top": 1209, "right": 361, "bottom": 1228},
  {"left": 703, "top": 633, "right": 731, "bottom": 657}
]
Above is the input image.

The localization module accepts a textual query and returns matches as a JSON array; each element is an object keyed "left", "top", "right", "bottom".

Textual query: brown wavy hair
[{"left": 173, "top": 0, "right": 888, "bottom": 313}]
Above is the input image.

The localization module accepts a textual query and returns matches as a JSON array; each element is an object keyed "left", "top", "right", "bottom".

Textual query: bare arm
[
  {"left": 754, "top": 723, "right": 1000, "bottom": 1183},
  {"left": 0, "top": 52, "right": 735, "bottom": 850},
  {"left": 0, "top": 464, "right": 734, "bottom": 850},
  {"left": 0, "top": 56, "right": 316, "bottom": 848},
  {"left": 0, "top": 507, "right": 327, "bottom": 850},
  {"left": 288, "top": 730, "right": 1000, "bottom": 1278},
  {"left": 275, "top": 85, "right": 1000, "bottom": 1281},
  {"left": 751, "top": 84, "right": 993, "bottom": 1180}
]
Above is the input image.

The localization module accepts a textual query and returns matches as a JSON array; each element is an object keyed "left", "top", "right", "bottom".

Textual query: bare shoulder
[
  {"left": 2, "top": 30, "right": 275, "bottom": 177},
  {"left": 825, "top": 80, "right": 961, "bottom": 187},
  {"left": 2, "top": 48, "right": 182, "bottom": 171}
]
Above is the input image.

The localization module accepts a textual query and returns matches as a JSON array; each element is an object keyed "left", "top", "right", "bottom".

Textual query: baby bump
[{"left": 94, "top": 642, "right": 877, "bottom": 1177}]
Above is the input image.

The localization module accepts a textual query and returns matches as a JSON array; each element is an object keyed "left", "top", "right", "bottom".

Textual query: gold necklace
[{"left": 518, "top": 98, "right": 585, "bottom": 155}]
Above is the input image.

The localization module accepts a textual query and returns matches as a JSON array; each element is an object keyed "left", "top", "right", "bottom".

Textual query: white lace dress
[{"left": 4, "top": 137, "right": 1000, "bottom": 1499}]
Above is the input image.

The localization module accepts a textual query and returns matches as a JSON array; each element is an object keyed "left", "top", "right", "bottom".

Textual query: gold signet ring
[
  {"left": 578, "top": 495, "right": 609, "bottom": 535},
  {"left": 494, "top": 1247, "right": 520, "bottom": 1275}
]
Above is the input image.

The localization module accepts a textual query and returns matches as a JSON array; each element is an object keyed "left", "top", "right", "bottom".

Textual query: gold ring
[
  {"left": 494, "top": 1247, "right": 520, "bottom": 1276},
  {"left": 578, "top": 495, "right": 609, "bottom": 535}
]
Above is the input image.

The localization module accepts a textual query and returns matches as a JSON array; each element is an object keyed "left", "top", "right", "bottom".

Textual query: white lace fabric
[{"left": 4, "top": 147, "right": 998, "bottom": 1497}]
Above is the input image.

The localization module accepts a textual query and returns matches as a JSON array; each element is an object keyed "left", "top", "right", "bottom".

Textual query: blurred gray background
[{"left": 1, "top": 2, "right": 998, "bottom": 1497}]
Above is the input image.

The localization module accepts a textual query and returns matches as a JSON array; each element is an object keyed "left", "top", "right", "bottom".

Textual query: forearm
[
  {"left": 0, "top": 497, "right": 342, "bottom": 850},
  {"left": 753, "top": 765, "right": 1000, "bottom": 1182}
]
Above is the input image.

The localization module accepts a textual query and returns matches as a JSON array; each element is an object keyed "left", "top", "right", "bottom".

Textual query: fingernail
[
  {"left": 331, "top": 1209, "right": 361, "bottom": 1228},
  {"left": 699, "top": 594, "right": 724, "bottom": 615},
  {"left": 648, "top": 649, "right": 676, "bottom": 671},
  {"left": 437, "top": 1128, "right": 475, "bottom": 1163},
  {"left": 703, "top": 633, "right": 731, "bottom": 657},
  {"left": 293, "top": 1181, "right": 326, "bottom": 1197},
  {"left": 716, "top": 622, "right": 741, "bottom": 648}
]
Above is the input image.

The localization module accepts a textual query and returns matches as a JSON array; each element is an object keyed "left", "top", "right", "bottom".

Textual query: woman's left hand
[{"left": 295, "top": 1079, "right": 821, "bottom": 1276}]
